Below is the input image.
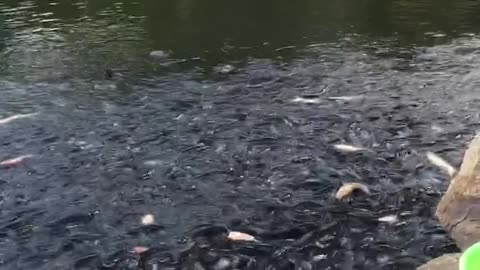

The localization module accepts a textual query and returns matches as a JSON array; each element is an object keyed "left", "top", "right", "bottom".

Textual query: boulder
[
  {"left": 419, "top": 135, "right": 480, "bottom": 270},
  {"left": 417, "top": 253, "right": 460, "bottom": 270},
  {"left": 436, "top": 135, "right": 480, "bottom": 250}
]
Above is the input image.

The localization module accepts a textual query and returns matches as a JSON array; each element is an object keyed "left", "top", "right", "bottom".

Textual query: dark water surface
[{"left": 2, "top": 0, "right": 480, "bottom": 269}]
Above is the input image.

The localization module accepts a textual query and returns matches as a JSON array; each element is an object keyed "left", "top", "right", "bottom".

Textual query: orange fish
[{"left": 335, "top": 182, "right": 370, "bottom": 200}]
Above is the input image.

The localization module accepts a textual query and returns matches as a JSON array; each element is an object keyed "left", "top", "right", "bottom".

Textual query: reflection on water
[
  {"left": 1, "top": 0, "right": 480, "bottom": 79},
  {"left": 0, "top": 0, "right": 148, "bottom": 81},
  {"left": 1, "top": 0, "right": 480, "bottom": 269}
]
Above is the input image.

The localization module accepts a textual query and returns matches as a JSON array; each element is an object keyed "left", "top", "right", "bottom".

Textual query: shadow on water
[{"left": 2, "top": 0, "right": 480, "bottom": 269}]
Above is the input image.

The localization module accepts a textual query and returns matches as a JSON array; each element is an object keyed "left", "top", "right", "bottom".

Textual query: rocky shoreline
[{"left": 418, "top": 135, "right": 480, "bottom": 270}]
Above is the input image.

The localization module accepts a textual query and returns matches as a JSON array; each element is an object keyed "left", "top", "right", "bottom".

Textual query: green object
[{"left": 460, "top": 242, "right": 480, "bottom": 270}]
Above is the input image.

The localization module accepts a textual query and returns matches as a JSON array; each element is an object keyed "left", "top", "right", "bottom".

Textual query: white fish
[
  {"left": 327, "top": 96, "right": 364, "bottom": 101},
  {"left": 333, "top": 144, "right": 366, "bottom": 153},
  {"left": 312, "top": 254, "right": 327, "bottom": 261},
  {"left": 0, "top": 154, "right": 34, "bottom": 166},
  {"left": 275, "top": 45, "right": 295, "bottom": 52},
  {"left": 335, "top": 182, "right": 370, "bottom": 200},
  {"left": 144, "top": 160, "right": 163, "bottom": 167},
  {"left": 214, "top": 258, "right": 231, "bottom": 270},
  {"left": 431, "top": 125, "right": 444, "bottom": 133},
  {"left": 378, "top": 215, "right": 398, "bottom": 224},
  {"left": 141, "top": 214, "right": 155, "bottom": 225},
  {"left": 216, "top": 64, "right": 235, "bottom": 74},
  {"left": 227, "top": 231, "right": 257, "bottom": 242},
  {"left": 426, "top": 152, "right": 456, "bottom": 177},
  {"left": 0, "top": 113, "right": 37, "bottom": 125},
  {"left": 432, "top": 33, "right": 447, "bottom": 38},
  {"left": 149, "top": 50, "right": 169, "bottom": 59},
  {"left": 131, "top": 246, "right": 149, "bottom": 254},
  {"left": 291, "top": 97, "right": 322, "bottom": 104}
]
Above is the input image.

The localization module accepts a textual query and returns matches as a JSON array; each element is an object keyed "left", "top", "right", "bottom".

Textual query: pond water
[{"left": 2, "top": 0, "right": 480, "bottom": 269}]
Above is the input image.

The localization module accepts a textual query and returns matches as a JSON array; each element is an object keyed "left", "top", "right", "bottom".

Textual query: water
[{"left": 2, "top": 0, "right": 480, "bottom": 269}]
